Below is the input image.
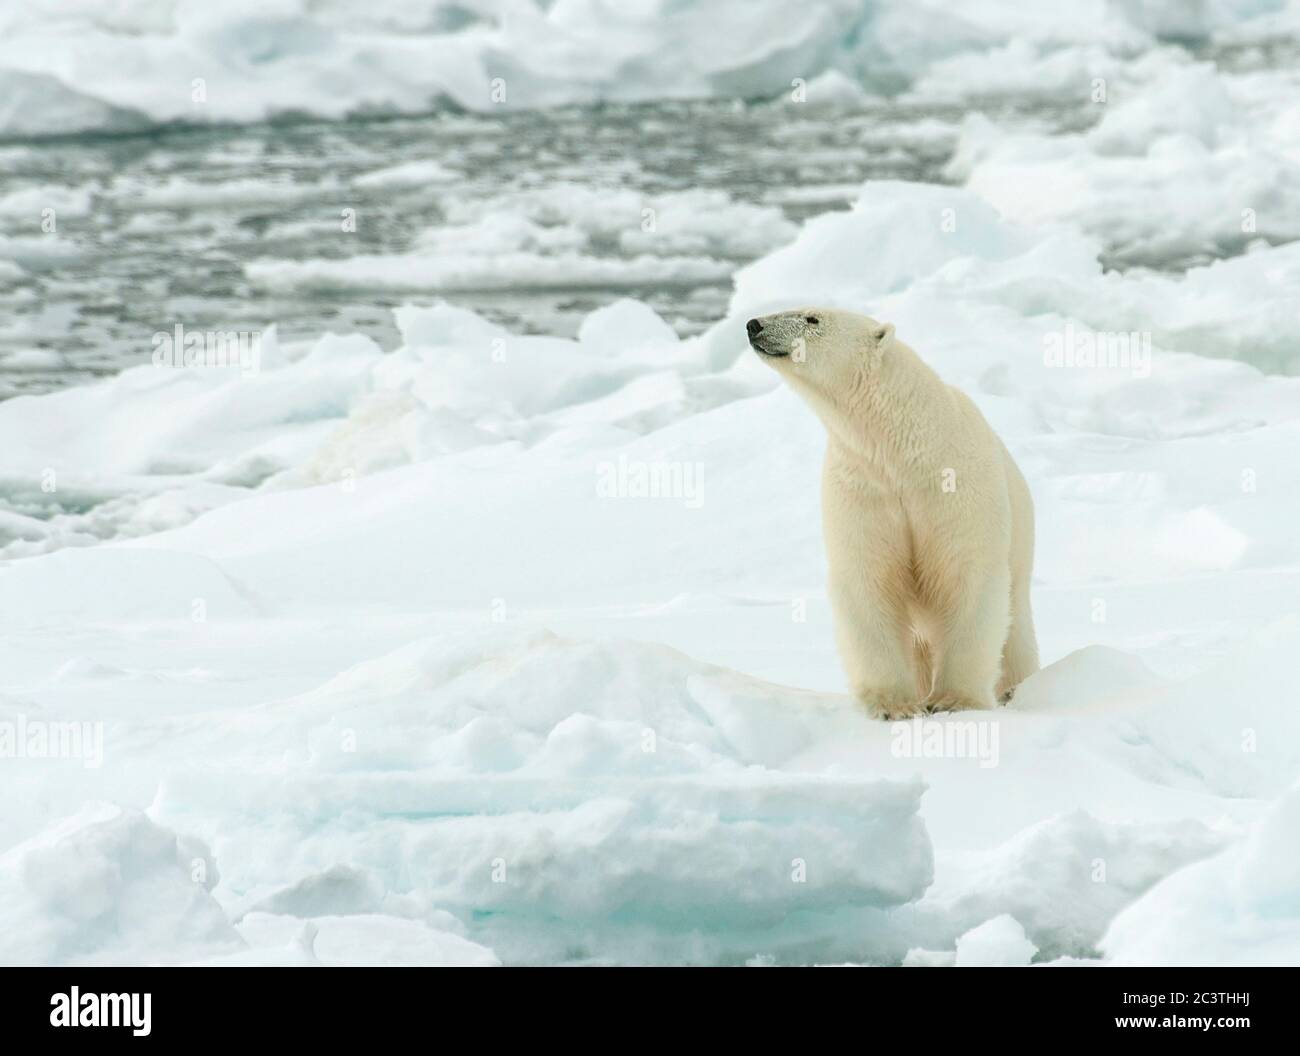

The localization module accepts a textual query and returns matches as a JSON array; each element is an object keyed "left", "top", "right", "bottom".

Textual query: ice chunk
[
  {"left": 0, "top": 804, "right": 241, "bottom": 966},
  {"left": 1102, "top": 782, "right": 1300, "bottom": 966},
  {"left": 955, "top": 915, "right": 1038, "bottom": 967}
]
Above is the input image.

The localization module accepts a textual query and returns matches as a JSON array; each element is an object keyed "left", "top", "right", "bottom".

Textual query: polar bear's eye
[{"left": 804, "top": 315, "right": 819, "bottom": 326}]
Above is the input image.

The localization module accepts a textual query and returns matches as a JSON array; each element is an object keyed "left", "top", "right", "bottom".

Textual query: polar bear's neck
[{"left": 810, "top": 339, "right": 952, "bottom": 475}]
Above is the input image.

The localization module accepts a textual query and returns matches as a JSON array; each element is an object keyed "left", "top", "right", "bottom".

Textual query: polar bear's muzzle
[{"left": 746, "top": 317, "right": 788, "bottom": 357}]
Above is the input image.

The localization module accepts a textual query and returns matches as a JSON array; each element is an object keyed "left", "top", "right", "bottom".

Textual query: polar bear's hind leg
[
  {"left": 996, "top": 583, "right": 1039, "bottom": 702},
  {"left": 996, "top": 453, "right": 1040, "bottom": 702}
]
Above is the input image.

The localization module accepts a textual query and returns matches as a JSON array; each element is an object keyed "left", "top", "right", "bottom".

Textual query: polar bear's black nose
[{"left": 746, "top": 318, "right": 763, "bottom": 339}]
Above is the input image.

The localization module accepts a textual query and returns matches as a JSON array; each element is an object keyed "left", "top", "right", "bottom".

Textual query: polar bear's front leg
[
  {"left": 821, "top": 448, "right": 927, "bottom": 720},
  {"left": 830, "top": 579, "right": 926, "bottom": 720},
  {"left": 927, "top": 569, "right": 1009, "bottom": 713}
]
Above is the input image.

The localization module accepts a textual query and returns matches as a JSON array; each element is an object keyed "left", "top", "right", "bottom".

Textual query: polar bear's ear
[{"left": 872, "top": 322, "right": 895, "bottom": 345}]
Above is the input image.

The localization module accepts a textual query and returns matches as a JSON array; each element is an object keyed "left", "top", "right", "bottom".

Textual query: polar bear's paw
[
  {"left": 857, "top": 688, "right": 928, "bottom": 722},
  {"left": 925, "top": 693, "right": 992, "bottom": 715}
]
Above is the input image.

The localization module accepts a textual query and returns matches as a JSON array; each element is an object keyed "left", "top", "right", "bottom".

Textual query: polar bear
[{"left": 747, "top": 308, "right": 1039, "bottom": 718}]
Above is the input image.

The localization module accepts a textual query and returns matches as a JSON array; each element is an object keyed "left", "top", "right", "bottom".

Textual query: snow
[
  {"left": 1101, "top": 782, "right": 1300, "bottom": 966},
  {"left": 946, "top": 57, "right": 1300, "bottom": 269},
  {"left": 954, "top": 915, "right": 1038, "bottom": 967},
  {"left": 1, "top": 0, "right": 1296, "bottom": 138},
  {"left": 0, "top": 804, "right": 241, "bottom": 966},
  {"left": 3, "top": 1, "right": 1300, "bottom": 966},
  {"left": 220, "top": 914, "right": 501, "bottom": 968}
]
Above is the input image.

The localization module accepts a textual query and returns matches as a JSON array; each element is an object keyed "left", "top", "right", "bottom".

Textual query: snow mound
[
  {"left": 0, "top": 804, "right": 241, "bottom": 966},
  {"left": 0, "top": 69, "right": 150, "bottom": 138},
  {"left": 954, "top": 915, "right": 1038, "bottom": 967},
  {"left": 948, "top": 58, "right": 1300, "bottom": 269},
  {"left": 921, "top": 811, "right": 1226, "bottom": 960},
  {"left": 1, "top": 547, "right": 265, "bottom": 623},
  {"left": 1102, "top": 780, "right": 1300, "bottom": 966},
  {"left": 148, "top": 629, "right": 933, "bottom": 965}
]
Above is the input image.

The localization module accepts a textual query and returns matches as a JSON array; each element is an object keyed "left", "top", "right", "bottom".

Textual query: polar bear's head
[{"left": 745, "top": 308, "right": 895, "bottom": 399}]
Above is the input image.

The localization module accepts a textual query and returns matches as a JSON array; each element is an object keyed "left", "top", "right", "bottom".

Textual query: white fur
[{"left": 748, "top": 308, "right": 1039, "bottom": 719}]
